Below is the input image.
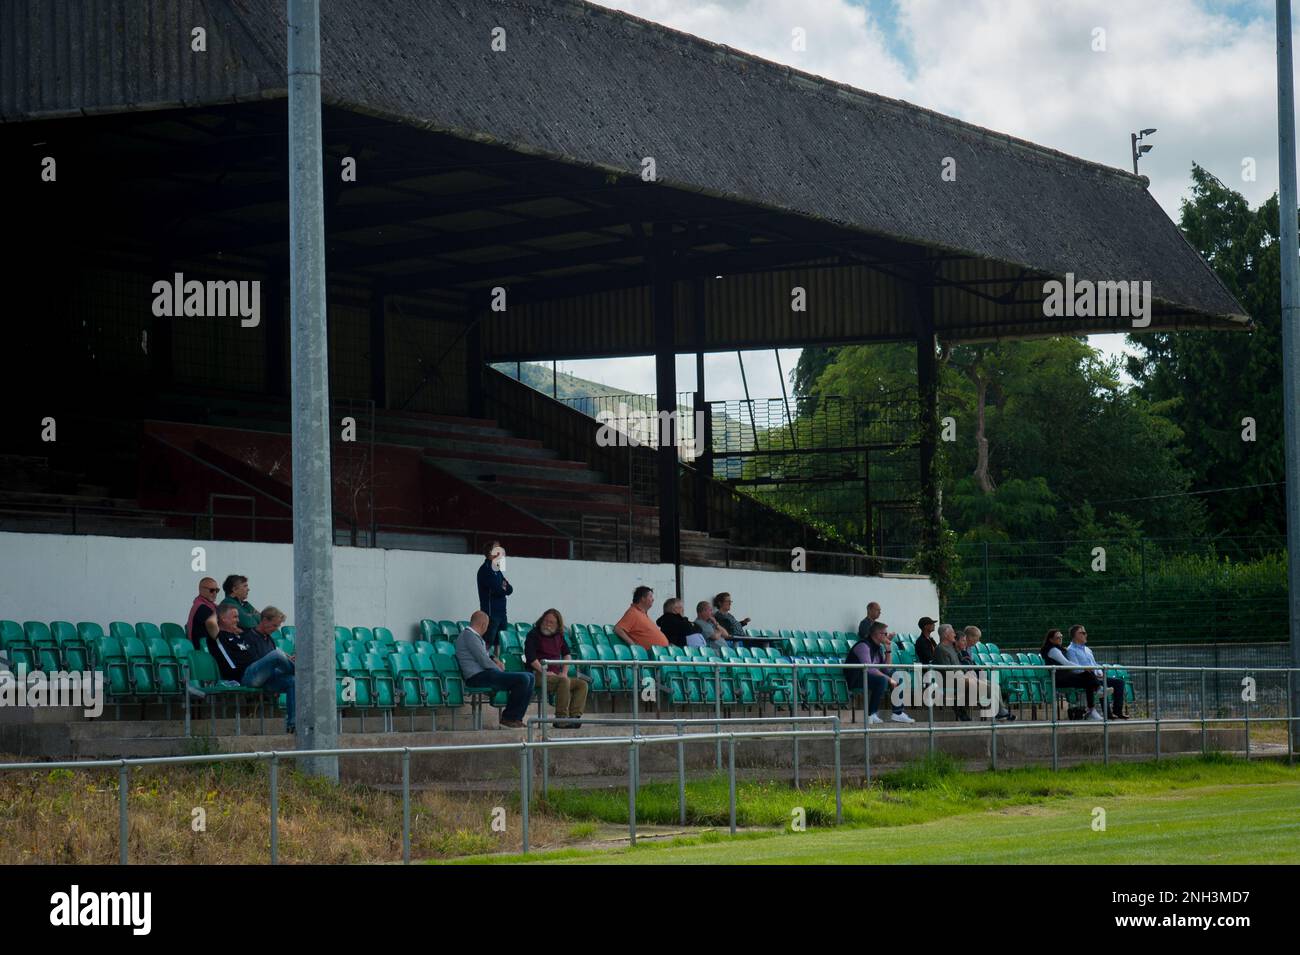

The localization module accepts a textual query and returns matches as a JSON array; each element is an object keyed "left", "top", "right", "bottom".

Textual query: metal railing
[
  {"left": 2, "top": 659, "right": 1294, "bottom": 865},
  {"left": 534, "top": 657, "right": 1298, "bottom": 776}
]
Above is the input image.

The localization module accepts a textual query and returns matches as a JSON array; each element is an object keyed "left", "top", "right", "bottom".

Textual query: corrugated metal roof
[{"left": 1, "top": 0, "right": 1249, "bottom": 338}]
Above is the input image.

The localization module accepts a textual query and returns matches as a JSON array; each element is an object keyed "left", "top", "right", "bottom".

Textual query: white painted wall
[
  {"left": 0, "top": 532, "right": 935, "bottom": 639},
  {"left": 682, "top": 565, "right": 938, "bottom": 637}
]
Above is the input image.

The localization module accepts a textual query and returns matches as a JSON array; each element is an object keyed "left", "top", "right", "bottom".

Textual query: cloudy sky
[{"left": 547, "top": 0, "right": 1282, "bottom": 400}]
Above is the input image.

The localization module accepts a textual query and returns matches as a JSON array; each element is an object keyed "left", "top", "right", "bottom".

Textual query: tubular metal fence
[{"left": 2, "top": 660, "right": 1293, "bottom": 865}]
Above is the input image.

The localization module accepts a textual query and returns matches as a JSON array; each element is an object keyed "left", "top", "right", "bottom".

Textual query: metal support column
[
  {"left": 652, "top": 225, "right": 681, "bottom": 571},
  {"left": 370, "top": 290, "right": 387, "bottom": 409},
  {"left": 1275, "top": 0, "right": 1300, "bottom": 731},
  {"left": 288, "top": 0, "right": 338, "bottom": 780},
  {"left": 914, "top": 279, "right": 941, "bottom": 554}
]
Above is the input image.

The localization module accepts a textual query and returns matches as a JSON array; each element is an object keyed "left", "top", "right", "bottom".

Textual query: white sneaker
[
  {"left": 867, "top": 713, "right": 884, "bottom": 724},
  {"left": 1085, "top": 708, "right": 1103, "bottom": 721},
  {"left": 890, "top": 711, "right": 916, "bottom": 724}
]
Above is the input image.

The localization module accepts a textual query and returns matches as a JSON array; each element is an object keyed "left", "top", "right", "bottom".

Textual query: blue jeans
[
  {"left": 242, "top": 649, "right": 296, "bottom": 731},
  {"left": 465, "top": 667, "right": 534, "bottom": 722},
  {"left": 867, "top": 669, "right": 901, "bottom": 716}
]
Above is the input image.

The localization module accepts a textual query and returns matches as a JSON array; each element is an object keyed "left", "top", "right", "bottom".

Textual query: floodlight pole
[
  {"left": 288, "top": 0, "right": 338, "bottom": 780},
  {"left": 1277, "top": 0, "right": 1300, "bottom": 732}
]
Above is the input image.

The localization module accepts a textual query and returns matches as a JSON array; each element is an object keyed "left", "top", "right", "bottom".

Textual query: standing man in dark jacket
[{"left": 476, "top": 540, "right": 513, "bottom": 659}]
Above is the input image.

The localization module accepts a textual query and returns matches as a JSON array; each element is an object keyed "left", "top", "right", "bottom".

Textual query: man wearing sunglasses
[{"left": 187, "top": 577, "right": 222, "bottom": 650}]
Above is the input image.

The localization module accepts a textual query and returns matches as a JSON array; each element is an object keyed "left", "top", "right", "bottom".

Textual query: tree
[{"left": 1127, "top": 164, "right": 1285, "bottom": 538}]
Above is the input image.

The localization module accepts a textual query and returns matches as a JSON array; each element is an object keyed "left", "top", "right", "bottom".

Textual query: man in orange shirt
[{"left": 614, "top": 585, "right": 669, "bottom": 649}]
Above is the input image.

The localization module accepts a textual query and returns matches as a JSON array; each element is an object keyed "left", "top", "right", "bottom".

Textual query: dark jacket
[
  {"left": 208, "top": 628, "right": 266, "bottom": 682},
  {"left": 657, "top": 613, "right": 701, "bottom": 648},
  {"left": 476, "top": 560, "right": 513, "bottom": 618},
  {"left": 915, "top": 633, "right": 935, "bottom": 665}
]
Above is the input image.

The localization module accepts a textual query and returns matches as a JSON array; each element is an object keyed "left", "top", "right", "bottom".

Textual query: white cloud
[{"left": 583, "top": 0, "right": 1279, "bottom": 393}]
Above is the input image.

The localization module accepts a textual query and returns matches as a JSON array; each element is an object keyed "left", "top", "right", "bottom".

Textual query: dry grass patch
[{"left": 0, "top": 757, "right": 573, "bottom": 864}]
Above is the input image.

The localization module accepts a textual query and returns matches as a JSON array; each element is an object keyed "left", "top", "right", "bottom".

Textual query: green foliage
[{"left": 1127, "top": 164, "right": 1285, "bottom": 538}]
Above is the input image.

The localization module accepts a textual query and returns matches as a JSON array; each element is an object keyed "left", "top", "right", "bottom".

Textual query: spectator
[
  {"left": 956, "top": 627, "right": 1013, "bottom": 720},
  {"left": 955, "top": 630, "right": 971, "bottom": 663},
  {"left": 187, "top": 577, "right": 221, "bottom": 649},
  {"left": 476, "top": 541, "right": 514, "bottom": 659},
  {"left": 209, "top": 605, "right": 296, "bottom": 734},
  {"left": 913, "top": 616, "right": 937, "bottom": 665},
  {"left": 712, "top": 592, "right": 750, "bottom": 639},
  {"left": 693, "top": 601, "right": 731, "bottom": 650},
  {"left": 524, "top": 608, "right": 587, "bottom": 729},
  {"left": 457, "top": 610, "right": 534, "bottom": 728},
  {"left": 657, "top": 597, "right": 702, "bottom": 648},
  {"left": 933, "top": 624, "right": 975, "bottom": 721},
  {"left": 845, "top": 621, "right": 913, "bottom": 724},
  {"left": 1066, "top": 624, "right": 1128, "bottom": 719},
  {"left": 685, "top": 602, "right": 714, "bottom": 648},
  {"left": 1040, "top": 628, "right": 1103, "bottom": 720},
  {"left": 857, "top": 602, "right": 882, "bottom": 641},
  {"left": 614, "top": 586, "right": 669, "bottom": 650},
  {"left": 219, "top": 574, "right": 260, "bottom": 630}
]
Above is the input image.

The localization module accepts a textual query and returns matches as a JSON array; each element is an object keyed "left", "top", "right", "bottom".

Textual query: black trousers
[{"left": 1052, "top": 670, "right": 1099, "bottom": 708}]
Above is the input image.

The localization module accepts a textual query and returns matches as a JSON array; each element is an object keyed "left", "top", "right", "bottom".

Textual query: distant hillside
[{"left": 491, "top": 362, "right": 627, "bottom": 401}]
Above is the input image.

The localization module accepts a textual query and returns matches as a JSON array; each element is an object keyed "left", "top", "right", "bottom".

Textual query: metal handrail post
[
  {"left": 1050, "top": 669, "right": 1058, "bottom": 772},
  {"left": 990, "top": 708, "right": 998, "bottom": 771},
  {"left": 401, "top": 749, "right": 411, "bottom": 864},
  {"left": 269, "top": 754, "right": 279, "bottom": 865},
  {"left": 520, "top": 746, "right": 530, "bottom": 854},
  {"left": 182, "top": 661, "right": 191, "bottom": 739},
  {"left": 792, "top": 719, "right": 800, "bottom": 790},
  {"left": 118, "top": 762, "right": 129, "bottom": 866},
  {"left": 833, "top": 718, "right": 842, "bottom": 824},
  {"left": 677, "top": 722, "right": 686, "bottom": 825},
  {"left": 632, "top": 662, "right": 640, "bottom": 724},
  {"left": 1289, "top": 670, "right": 1296, "bottom": 767},
  {"left": 728, "top": 735, "right": 737, "bottom": 835},
  {"left": 714, "top": 664, "right": 722, "bottom": 769},
  {"left": 1201, "top": 668, "right": 1208, "bottom": 755},
  {"left": 1155, "top": 668, "right": 1162, "bottom": 761},
  {"left": 1244, "top": 671, "right": 1251, "bottom": 760},
  {"left": 864, "top": 721, "right": 872, "bottom": 786},
  {"left": 1102, "top": 664, "right": 1109, "bottom": 767},
  {"left": 627, "top": 740, "right": 638, "bottom": 846}
]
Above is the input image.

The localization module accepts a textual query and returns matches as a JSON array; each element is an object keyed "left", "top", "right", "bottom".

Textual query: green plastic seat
[
  {"left": 76, "top": 621, "right": 105, "bottom": 645},
  {"left": 364, "top": 653, "right": 397, "bottom": 711},
  {"left": 337, "top": 653, "right": 376, "bottom": 710},
  {"left": 419, "top": 619, "right": 439, "bottom": 642},
  {"left": 95, "top": 636, "right": 132, "bottom": 702},
  {"left": 108, "top": 621, "right": 134, "bottom": 643},
  {"left": 430, "top": 652, "right": 465, "bottom": 707},
  {"left": 372, "top": 627, "right": 396, "bottom": 647},
  {"left": 410, "top": 654, "right": 444, "bottom": 707},
  {"left": 147, "top": 637, "right": 184, "bottom": 698}
]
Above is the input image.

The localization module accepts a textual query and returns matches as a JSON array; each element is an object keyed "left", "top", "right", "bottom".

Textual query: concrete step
[
  {"left": 485, "top": 476, "right": 633, "bottom": 505},
  {"left": 435, "top": 455, "right": 606, "bottom": 485},
  {"left": 417, "top": 434, "right": 559, "bottom": 460}
]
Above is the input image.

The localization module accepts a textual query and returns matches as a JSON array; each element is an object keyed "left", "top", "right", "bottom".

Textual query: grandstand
[{"left": 0, "top": 0, "right": 1274, "bottom": 823}]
